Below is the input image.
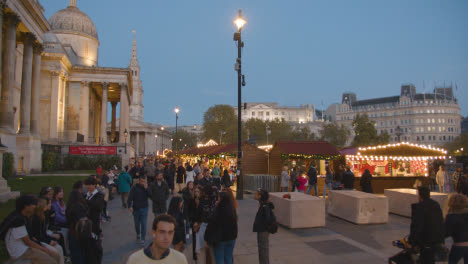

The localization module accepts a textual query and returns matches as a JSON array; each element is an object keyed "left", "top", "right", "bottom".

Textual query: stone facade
[
  {"left": 333, "top": 84, "right": 461, "bottom": 146},
  {"left": 234, "top": 103, "right": 315, "bottom": 124}
]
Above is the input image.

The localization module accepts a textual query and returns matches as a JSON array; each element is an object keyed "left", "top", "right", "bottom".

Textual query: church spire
[
  {"left": 129, "top": 30, "right": 139, "bottom": 67},
  {"left": 69, "top": 0, "right": 77, "bottom": 7}
]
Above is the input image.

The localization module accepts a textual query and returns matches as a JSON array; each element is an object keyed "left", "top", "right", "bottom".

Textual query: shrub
[
  {"left": 42, "top": 152, "right": 60, "bottom": 172},
  {"left": 2, "top": 152, "right": 14, "bottom": 179}
]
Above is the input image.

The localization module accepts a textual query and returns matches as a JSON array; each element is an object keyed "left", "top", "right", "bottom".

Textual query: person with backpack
[
  {"left": 289, "top": 167, "right": 298, "bottom": 192},
  {"left": 117, "top": 166, "right": 133, "bottom": 208},
  {"left": 306, "top": 163, "right": 318, "bottom": 196},
  {"left": 253, "top": 189, "right": 277, "bottom": 264}
]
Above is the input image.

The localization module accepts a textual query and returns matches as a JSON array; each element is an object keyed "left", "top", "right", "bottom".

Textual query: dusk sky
[{"left": 42, "top": 0, "right": 468, "bottom": 126}]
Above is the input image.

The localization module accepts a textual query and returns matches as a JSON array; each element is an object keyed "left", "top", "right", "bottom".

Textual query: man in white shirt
[
  {"left": 1, "top": 195, "right": 58, "bottom": 263},
  {"left": 126, "top": 214, "right": 188, "bottom": 264}
]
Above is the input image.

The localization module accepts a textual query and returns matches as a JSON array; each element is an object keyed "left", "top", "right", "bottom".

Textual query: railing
[{"left": 244, "top": 174, "right": 282, "bottom": 193}]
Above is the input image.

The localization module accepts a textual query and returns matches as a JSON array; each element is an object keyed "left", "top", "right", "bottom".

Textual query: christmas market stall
[
  {"left": 344, "top": 142, "right": 447, "bottom": 193},
  {"left": 176, "top": 142, "right": 268, "bottom": 175}
]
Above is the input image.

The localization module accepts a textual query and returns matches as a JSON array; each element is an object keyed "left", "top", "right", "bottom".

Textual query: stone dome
[{"left": 48, "top": 4, "right": 98, "bottom": 40}]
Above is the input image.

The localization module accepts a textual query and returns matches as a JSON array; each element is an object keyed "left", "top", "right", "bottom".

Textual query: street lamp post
[
  {"left": 175, "top": 106, "right": 179, "bottom": 150},
  {"left": 124, "top": 129, "right": 128, "bottom": 154},
  {"left": 234, "top": 10, "right": 246, "bottom": 200}
]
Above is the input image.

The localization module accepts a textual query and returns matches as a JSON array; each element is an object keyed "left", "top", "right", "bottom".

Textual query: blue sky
[{"left": 42, "top": 0, "right": 468, "bottom": 126}]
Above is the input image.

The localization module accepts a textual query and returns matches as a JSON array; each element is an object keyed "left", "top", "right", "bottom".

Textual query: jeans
[
  {"left": 257, "top": 232, "right": 269, "bottom": 264},
  {"left": 69, "top": 234, "right": 84, "bottom": 264},
  {"left": 213, "top": 239, "right": 236, "bottom": 264},
  {"left": 449, "top": 245, "right": 468, "bottom": 264},
  {"left": 323, "top": 183, "right": 332, "bottom": 197},
  {"left": 132, "top": 207, "right": 148, "bottom": 240},
  {"left": 306, "top": 184, "right": 318, "bottom": 196},
  {"left": 185, "top": 219, "right": 191, "bottom": 235}
]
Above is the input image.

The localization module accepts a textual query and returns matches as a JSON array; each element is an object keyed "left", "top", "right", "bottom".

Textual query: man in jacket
[
  {"left": 128, "top": 176, "right": 150, "bottom": 245},
  {"left": 306, "top": 163, "right": 318, "bottom": 196},
  {"left": 200, "top": 169, "right": 212, "bottom": 187},
  {"left": 342, "top": 165, "right": 355, "bottom": 190},
  {"left": 84, "top": 176, "right": 105, "bottom": 263},
  {"left": 253, "top": 189, "right": 274, "bottom": 264},
  {"left": 408, "top": 186, "right": 444, "bottom": 264},
  {"left": 117, "top": 166, "right": 133, "bottom": 208},
  {"left": 148, "top": 173, "right": 170, "bottom": 216},
  {"left": 144, "top": 160, "right": 157, "bottom": 184}
]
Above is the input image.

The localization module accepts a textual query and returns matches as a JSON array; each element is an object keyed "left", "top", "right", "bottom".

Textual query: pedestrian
[
  {"left": 323, "top": 167, "right": 333, "bottom": 197},
  {"left": 144, "top": 160, "right": 157, "bottom": 184},
  {"left": 148, "top": 172, "right": 170, "bottom": 216},
  {"left": 117, "top": 166, "right": 133, "bottom": 208},
  {"left": 193, "top": 185, "right": 216, "bottom": 263},
  {"left": 190, "top": 186, "right": 202, "bottom": 262},
  {"left": 280, "top": 166, "right": 290, "bottom": 192},
  {"left": 200, "top": 168, "right": 213, "bottom": 187},
  {"left": 253, "top": 189, "right": 275, "bottom": 264},
  {"left": 27, "top": 197, "right": 64, "bottom": 264},
  {"left": 360, "top": 169, "right": 373, "bottom": 193},
  {"left": 297, "top": 172, "right": 307, "bottom": 193},
  {"left": 127, "top": 175, "right": 150, "bottom": 246},
  {"left": 436, "top": 165, "right": 449, "bottom": 193},
  {"left": 333, "top": 165, "right": 344, "bottom": 190},
  {"left": 212, "top": 168, "right": 222, "bottom": 191},
  {"left": 0, "top": 195, "right": 58, "bottom": 263},
  {"left": 445, "top": 193, "right": 468, "bottom": 263},
  {"left": 458, "top": 170, "right": 468, "bottom": 196},
  {"left": 182, "top": 181, "right": 195, "bottom": 240},
  {"left": 186, "top": 163, "right": 195, "bottom": 183},
  {"left": 129, "top": 161, "right": 144, "bottom": 180},
  {"left": 167, "top": 197, "right": 186, "bottom": 252},
  {"left": 408, "top": 186, "right": 444, "bottom": 264},
  {"left": 66, "top": 189, "right": 87, "bottom": 264},
  {"left": 83, "top": 177, "right": 105, "bottom": 264},
  {"left": 52, "top": 186, "right": 69, "bottom": 257},
  {"left": 168, "top": 163, "right": 176, "bottom": 195},
  {"left": 126, "top": 214, "right": 188, "bottom": 264},
  {"left": 207, "top": 191, "right": 238, "bottom": 264},
  {"left": 194, "top": 172, "right": 203, "bottom": 187},
  {"left": 222, "top": 169, "right": 232, "bottom": 189},
  {"left": 290, "top": 167, "right": 298, "bottom": 192},
  {"left": 306, "top": 163, "right": 318, "bottom": 196},
  {"left": 176, "top": 163, "right": 186, "bottom": 194},
  {"left": 454, "top": 168, "right": 464, "bottom": 193},
  {"left": 342, "top": 165, "right": 355, "bottom": 190},
  {"left": 96, "top": 165, "right": 103, "bottom": 178},
  {"left": 194, "top": 163, "right": 201, "bottom": 175}
]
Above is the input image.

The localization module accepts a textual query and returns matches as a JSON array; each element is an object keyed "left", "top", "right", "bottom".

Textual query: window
[
  {"left": 252, "top": 112, "right": 255, "bottom": 116},
  {"left": 275, "top": 112, "right": 278, "bottom": 115},
  {"left": 422, "top": 136, "right": 425, "bottom": 140},
  {"left": 281, "top": 112, "right": 285, "bottom": 115},
  {"left": 259, "top": 111, "right": 264, "bottom": 116},
  {"left": 266, "top": 112, "right": 270, "bottom": 116}
]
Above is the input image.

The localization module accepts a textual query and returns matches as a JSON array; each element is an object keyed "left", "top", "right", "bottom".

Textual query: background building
[
  {"left": 461, "top": 117, "right": 468, "bottom": 134},
  {"left": 234, "top": 103, "right": 315, "bottom": 124},
  {"left": 333, "top": 84, "right": 462, "bottom": 146}
]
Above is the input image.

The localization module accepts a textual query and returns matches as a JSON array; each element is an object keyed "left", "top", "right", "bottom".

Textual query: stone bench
[
  {"left": 327, "top": 190, "right": 388, "bottom": 224},
  {"left": 269, "top": 192, "right": 325, "bottom": 228},
  {"left": 384, "top": 188, "right": 448, "bottom": 217}
]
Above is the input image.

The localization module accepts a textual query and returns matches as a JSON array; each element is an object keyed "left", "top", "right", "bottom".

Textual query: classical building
[
  {"left": 234, "top": 103, "right": 315, "bottom": 124},
  {"left": 108, "top": 32, "right": 172, "bottom": 157},
  {"left": 333, "top": 84, "right": 462, "bottom": 146}
]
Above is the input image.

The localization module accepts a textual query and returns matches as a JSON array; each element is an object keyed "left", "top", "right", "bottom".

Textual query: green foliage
[
  {"left": 444, "top": 132, "right": 468, "bottom": 155},
  {"left": 320, "top": 123, "right": 350, "bottom": 147},
  {"left": 290, "top": 126, "right": 316, "bottom": 142},
  {"left": 202, "top": 105, "right": 245, "bottom": 144},
  {"left": 352, "top": 114, "right": 390, "bottom": 147},
  {"left": 42, "top": 151, "right": 61, "bottom": 172},
  {"left": 173, "top": 130, "right": 199, "bottom": 151},
  {"left": 2, "top": 152, "right": 14, "bottom": 179}
]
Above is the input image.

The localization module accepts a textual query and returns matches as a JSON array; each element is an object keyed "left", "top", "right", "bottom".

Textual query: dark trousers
[
  {"left": 257, "top": 232, "right": 269, "bottom": 264},
  {"left": 69, "top": 234, "right": 84, "bottom": 264},
  {"left": 420, "top": 246, "right": 436, "bottom": 264},
  {"left": 449, "top": 245, "right": 468, "bottom": 264}
]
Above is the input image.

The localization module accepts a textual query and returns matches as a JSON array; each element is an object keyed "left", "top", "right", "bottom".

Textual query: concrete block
[
  {"left": 327, "top": 190, "right": 388, "bottom": 224},
  {"left": 269, "top": 192, "right": 325, "bottom": 228},
  {"left": 384, "top": 188, "right": 448, "bottom": 217}
]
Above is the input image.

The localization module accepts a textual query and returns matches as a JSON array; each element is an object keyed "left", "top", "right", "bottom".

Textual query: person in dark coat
[
  {"left": 176, "top": 163, "right": 186, "bottom": 193},
  {"left": 127, "top": 175, "right": 150, "bottom": 245},
  {"left": 408, "top": 186, "right": 444, "bottom": 264},
  {"left": 148, "top": 172, "right": 170, "bottom": 216},
  {"left": 222, "top": 169, "right": 232, "bottom": 188},
  {"left": 342, "top": 165, "right": 355, "bottom": 190},
  {"left": 360, "top": 169, "right": 373, "bottom": 193},
  {"left": 289, "top": 167, "right": 298, "bottom": 192},
  {"left": 445, "top": 193, "right": 468, "bottom": 263},
  {"left": 167, "top": 163, "right": 176, "bottom": 195},
  {"left": 66, "top": 189, "right": 87, "bottom": 264},
  {"left": 83, "top": 176, "right": 105, "bottom": 264},
  {"left": 129, "top": 161, "right": 144, "bottom": 180},
  {"left": 182, "top": 181, "right": 195, "bottom": 239},
  {"left": 168, "top": 196, "right": 186, "bottom": 252},
  {"left": 200, "top": 169, "right": 213, "bottom": 187},
  {"left": 306, "top": 163, "right": 318, "bottom": 195},
  {"left": 253, "top": 189, "right": 274, "bottom": 264}
]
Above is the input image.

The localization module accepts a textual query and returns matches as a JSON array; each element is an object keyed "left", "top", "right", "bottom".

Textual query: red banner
[{"left": 69, "top": 146, "right": 117, "bottom": 155}]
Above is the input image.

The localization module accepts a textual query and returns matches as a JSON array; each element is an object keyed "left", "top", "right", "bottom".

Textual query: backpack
[{"left": 264, "top": 204, "right": 278, "bottom": 234}]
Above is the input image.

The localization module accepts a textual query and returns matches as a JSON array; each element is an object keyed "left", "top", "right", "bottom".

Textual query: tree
[
  {"left": 320, "top": 123, "right": 350, "bottom": 147},
  {"left": 245, "top": 118, "right": 268, "bottom": 145},
  {"left": 202, "top": 105, "right": 245, "bottom": 144},
  {"left": 444, "top": 132, "right": 468, "bottom": 155},
  {"left": 172, "top": 130, "right": 198, "bottom": 151},
  {"left": 352, "top": 114, "right": 390, "bottom": 147},
  {"left": 289, "top": 126, "right": 316, "bottom": 141}
]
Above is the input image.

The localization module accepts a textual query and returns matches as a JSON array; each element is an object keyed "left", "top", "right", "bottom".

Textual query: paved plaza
[{"left": 100, "top": 192, "right": 453, "bottom": 264}]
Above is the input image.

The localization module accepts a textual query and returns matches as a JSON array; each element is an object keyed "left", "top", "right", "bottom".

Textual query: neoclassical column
[
  {"left": 0, "top": 13, "right": 19, "bottom": 132},
  {"left": 18, "top": 33, "right": 35, "bottom": 135},
  {"left": 80, "top": 81, "right": 90, "bottom": 143},
  {"left": 110, "top": 102, "right": 117, "bottom": 142},
  {"left": 136, "top": 131, "right": 139, "bottom": 155},
  {"left": 49, "top": 71, "right": 60, "bottom": 140},
  {"left": 30, "top": 43, "right": 43, "bottom": 137},
  {"left": 0, "top": 1, "right": 7, "bottom": 117},
  {"left": 119, "top": 83, "right": 129, "bottom": 142},
  {"left": 100, "top": 82, "right": 108, "bottom": 144}
]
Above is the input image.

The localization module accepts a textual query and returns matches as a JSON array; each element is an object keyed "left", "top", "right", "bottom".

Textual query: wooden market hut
[
  {"left": 269, "top": 141, "right": 341, "bottom": 175},
  {"left": 343, "top": 142, "right": 447, "bottom": 193},
  {"left": 177, "top": 142, "right": 268, "bottom": 175}
]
